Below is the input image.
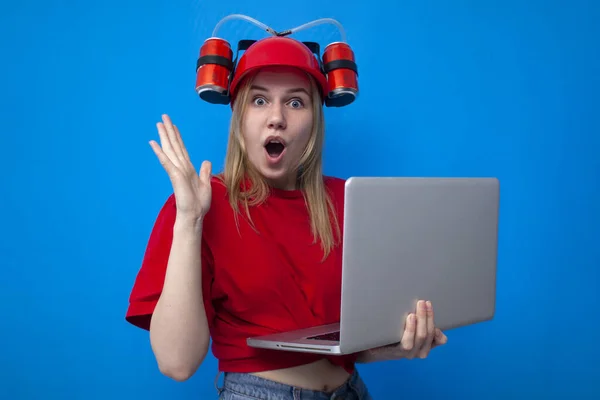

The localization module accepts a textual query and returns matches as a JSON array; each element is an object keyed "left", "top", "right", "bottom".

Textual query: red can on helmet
[{"left": 195, "top": 34, "right": 358, "bottom": 108}]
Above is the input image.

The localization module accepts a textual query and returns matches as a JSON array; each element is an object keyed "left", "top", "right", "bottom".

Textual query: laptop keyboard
[{"left": 306, "top": 331, "right": 340, "bottom": 341}]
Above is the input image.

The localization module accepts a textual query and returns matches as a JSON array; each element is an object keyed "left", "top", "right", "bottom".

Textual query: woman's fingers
[
  {"left": 432, "top": 328, "right": 448, "bottom": 348},
  {"left": 161, "top": 114, "right": 188, "bottom": 166},
  {"left": 400, "top": 313, "right": 417, "bottom": 358},
  {"left": 156, "top": 121, "right": 182, "bottom": 170},
  {"left": 149, "top": 140, "right": 178, "bottom": 179},
  {"left": 199, "top": 160, "right": 212, "bottom": 185},
  {"left": 173, "top": 123, "right": 191, "bottom": 162},
  {"left": 394, "top": 301, "right": 447, "bottom": 361},
  {"left": 418, "top": 301, "right": 436, "bottom": 358},
  {"left": 413, "top": 300, "right": 428, "bottom": 354}
]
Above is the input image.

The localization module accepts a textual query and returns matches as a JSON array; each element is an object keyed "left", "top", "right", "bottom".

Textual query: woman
[{"left": 126, "top": 36, "right": 447, "bottom": 400}]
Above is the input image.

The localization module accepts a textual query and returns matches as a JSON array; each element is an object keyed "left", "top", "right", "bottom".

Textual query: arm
[
  {"left": 144, "top": 115, "right": 215, "bottom": 382},
  {"left": 356, "top": 344, "right": 400, "bottom": 364},
  {"left": 149, "top": 217, "right": 210, "bottom": 381},
  {"left": 126, "top": 115, "right": 215, "bottom": 381}
]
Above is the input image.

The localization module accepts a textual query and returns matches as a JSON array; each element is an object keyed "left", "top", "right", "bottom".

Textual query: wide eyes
[
  {"left": 289, "top": 100, "right": 303, "bottom": 109},
  {"left": 254, "top": 97, "right": 267, "bottom": 106},
  {"left": 252, "top": 96, "right": 305, "bottom": 109}
]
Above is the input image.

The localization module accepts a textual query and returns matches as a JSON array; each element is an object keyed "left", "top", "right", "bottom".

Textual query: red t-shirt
[{"left": 125, "top": 175, "right": 358, "bottom": 374}]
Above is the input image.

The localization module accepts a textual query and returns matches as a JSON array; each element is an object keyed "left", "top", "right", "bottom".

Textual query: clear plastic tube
[
  {"left": 286, "top": 18, "right": 347, "bottom": 43},
  {"left": 212, "top": 14, "right": 277, "bottom": 37}
]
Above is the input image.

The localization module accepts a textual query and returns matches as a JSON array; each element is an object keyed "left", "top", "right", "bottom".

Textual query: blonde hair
[{"left": 217, "top": 70, "right": 341, "bottom": 259}]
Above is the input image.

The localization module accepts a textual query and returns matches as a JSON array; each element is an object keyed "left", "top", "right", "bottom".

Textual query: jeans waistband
[{"left": 216, "top": 368, "right": 368, "bottom": 400}]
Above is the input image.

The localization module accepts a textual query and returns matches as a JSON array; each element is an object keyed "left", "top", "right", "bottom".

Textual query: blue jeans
[{"left": 216, "top": 369, "right": 373, "bottom": 400}]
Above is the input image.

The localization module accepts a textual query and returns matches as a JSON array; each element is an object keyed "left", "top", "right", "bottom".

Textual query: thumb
[{"left": 199, "top": 160, "right": 212, "bottom": 182}]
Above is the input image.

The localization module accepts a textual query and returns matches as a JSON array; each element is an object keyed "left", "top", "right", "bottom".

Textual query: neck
[
  {"left": 268, "top": 175, "right": 299, "bottom": 191},
  {"left": 266, "top": 167, "right": 304, "bottom": 191}
]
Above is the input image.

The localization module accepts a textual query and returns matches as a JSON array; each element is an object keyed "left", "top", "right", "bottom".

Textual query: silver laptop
[{"left": 247, "top": 177, "right": 499, "bottom": 355}]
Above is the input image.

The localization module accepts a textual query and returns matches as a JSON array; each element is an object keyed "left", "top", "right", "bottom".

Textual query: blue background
[{"left": 2, "top": 0, "right": 599, "bottom": 398}]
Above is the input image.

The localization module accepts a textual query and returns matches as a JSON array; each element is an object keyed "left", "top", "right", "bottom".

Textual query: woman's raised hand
[{"left": 149, "top": 114, "right": 212, "bottom": 224}]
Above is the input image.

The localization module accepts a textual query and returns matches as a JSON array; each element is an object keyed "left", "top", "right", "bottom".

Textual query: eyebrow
[{"left": 250, "top": 84, "right": 310, "bottom": 96}]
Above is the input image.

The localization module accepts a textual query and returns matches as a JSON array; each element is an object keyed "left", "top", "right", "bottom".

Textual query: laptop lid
[{"left": 337, "top": 177, "right": 499, "bottom": 354}]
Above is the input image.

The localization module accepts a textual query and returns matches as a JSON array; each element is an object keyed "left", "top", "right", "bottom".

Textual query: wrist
[
  {"left": 173, "top": 213, "right": 204, "bottom": 234},
  {"left": 356, "top": 350, "right": 376, "bottom": 364},
  {"left": 356, "top": 346, "right": 400, "bottom": 363}
]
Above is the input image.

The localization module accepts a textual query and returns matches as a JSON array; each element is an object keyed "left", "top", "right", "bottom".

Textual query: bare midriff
[{"left": 250, "top": 359, "right": 351, "bottom": 392}]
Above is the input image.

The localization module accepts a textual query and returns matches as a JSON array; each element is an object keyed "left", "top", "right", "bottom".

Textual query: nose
[{"left": 267, "top": 103, "right": 286, "bottom": 130}]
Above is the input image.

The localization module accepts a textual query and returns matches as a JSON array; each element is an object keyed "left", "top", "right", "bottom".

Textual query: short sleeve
[{"left": 125, "top": 194, "right": 216, "bottom": 331}]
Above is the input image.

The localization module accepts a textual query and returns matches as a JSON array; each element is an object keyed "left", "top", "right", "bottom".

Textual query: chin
[{"left": 258, "top": 166, "right": 296, "bottom": 189}]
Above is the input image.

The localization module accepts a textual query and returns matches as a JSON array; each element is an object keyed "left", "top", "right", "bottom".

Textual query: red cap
[{"left": 229, "top": 36, "right": 328, "bottom": 103}]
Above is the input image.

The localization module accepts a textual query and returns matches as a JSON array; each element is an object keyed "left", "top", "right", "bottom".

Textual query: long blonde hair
[{"left": 217, "top": 70, "right": 341, "bottom": 259}]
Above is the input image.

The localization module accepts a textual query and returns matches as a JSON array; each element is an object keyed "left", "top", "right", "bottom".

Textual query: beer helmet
[{"left": 195, "top": 14, "right": 359, "bottom": 108}]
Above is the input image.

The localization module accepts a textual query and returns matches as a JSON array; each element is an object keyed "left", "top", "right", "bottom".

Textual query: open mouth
[{"left": 264, "top": 138, "right": 286, "bottom": 159}]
